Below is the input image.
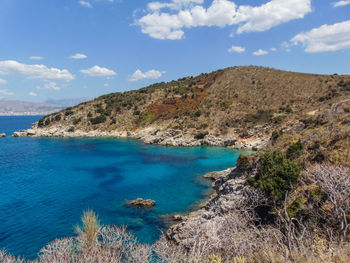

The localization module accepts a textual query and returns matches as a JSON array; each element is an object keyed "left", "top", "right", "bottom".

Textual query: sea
[{"left": 0, "top": 115, "right": 246, "bottom": 259}]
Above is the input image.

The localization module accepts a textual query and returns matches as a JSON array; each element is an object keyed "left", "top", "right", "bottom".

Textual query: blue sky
[{"left": 0, "top": 0, "right": 349, "bottom": 102}]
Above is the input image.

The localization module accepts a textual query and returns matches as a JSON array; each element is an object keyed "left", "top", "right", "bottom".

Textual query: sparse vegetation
[{"left": 90, "top": 115, "right": 106, "bottom": 125}]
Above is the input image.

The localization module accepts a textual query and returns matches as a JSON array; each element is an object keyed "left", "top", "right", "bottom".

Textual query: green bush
[
  {"left": 286, "top": 140, "right": 304, "bottom": 159},
  {"left": 136, "top": 112, "right": 155, "bottom": 126},
  {"left": 236, "top": 154, "right": 253, "bottom": 172},
  {"left": 194, "top": 131, "right": 208, "bottom": 140},
  {"left": 248, "top": 152, "right": 301, "bottom": 202},
  {"left": 90, "top": 115, "right": 106, "bottom": 125},
  {"left": 65, "top": 110, "right": 74, "bottom": 116}
]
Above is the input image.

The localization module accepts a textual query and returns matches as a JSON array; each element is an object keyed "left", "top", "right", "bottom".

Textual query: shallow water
[{"left": 0, "top": 116, "right": 246, "bottom": 258}]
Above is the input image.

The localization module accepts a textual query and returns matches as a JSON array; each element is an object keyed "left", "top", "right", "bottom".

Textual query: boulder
[{"left": 126, "top": 198, "right": 156, "bottom": 208}]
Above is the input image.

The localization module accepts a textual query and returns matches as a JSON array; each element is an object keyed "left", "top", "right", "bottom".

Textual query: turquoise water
[{"left": 0, "top": 116, "right": 244, "bottom": 259}]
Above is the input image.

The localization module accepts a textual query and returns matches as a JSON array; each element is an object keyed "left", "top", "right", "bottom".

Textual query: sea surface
[{"left": 0, "top": 116, "right": 246, "bottom": 259}]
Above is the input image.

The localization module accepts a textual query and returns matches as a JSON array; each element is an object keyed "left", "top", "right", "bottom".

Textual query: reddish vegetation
[{"left": 145, "top": 72, "right": 219, "bottom": 120}]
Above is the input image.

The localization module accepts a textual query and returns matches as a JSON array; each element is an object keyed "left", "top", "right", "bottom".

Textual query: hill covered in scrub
[
  {"left": 16, "top": 66, "right": 350, "bottom": 166},
  {"left": 5, "top": 66, "right": 350, "bottom": 262}
]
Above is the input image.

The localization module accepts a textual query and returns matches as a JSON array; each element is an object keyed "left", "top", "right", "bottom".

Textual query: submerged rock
[
  {"left": 0, "top": 133, "right": 6, "bottom": 137},
  {"left": 126, "top": 198, "right": 156, "bottom": 208}
]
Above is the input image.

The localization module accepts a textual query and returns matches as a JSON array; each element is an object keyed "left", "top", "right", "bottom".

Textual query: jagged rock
[
  {"left": 0, "top": 133, "right": 6, "bottom": 137},
  {"left": 126, "top": 198, "right": 156, "bottom": 208},
  {"left": 167, "top": 168, "right": 250, "bottom": 245}
]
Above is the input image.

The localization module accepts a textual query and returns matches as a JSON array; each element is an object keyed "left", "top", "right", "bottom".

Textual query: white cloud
[
  {"left": 332, "top": 0, "right": 350, "bottom": 7},
  {"left": 129, "top": 69, "right": 165, "bottom": 82},
  {"left": 44, "top": 82, "right": 60, "bottom": 91},
  {"left": 70, "top": 53, "right": 87, "bottom": 59},
  {"left": 79, "top": 0, "right": 92, "bottom": 8},
  {"left": 228, "top": 45, "right": 245, "bottom": 53},
  {"left": 29, "top": 56, "right": 44, "bottom": 60},
  {"left": 253, "top": 49, "right": 268, "bottom": 56},
  {"left": 80, "top": 65, "right": 116, "bottom": 77},
  {"left": 0, "top": 78, "right": 6, "bottom": 84},
  {"left": 234, "top": 0, "right": 311, "bottom": 34},
  {"left": 291, "top": 20, "right": 350, "bottom": 53},
  {"left": 37, "top": 82, "right": 61, "bottom": 91},
  {"left": 148, "top": 0, "right": 204, "bottom": 11},
  {"left": 0, "top": 89, "right": 15, "bottom": 96},
  {"left": 29, "top": 92, "right": 37, "bottom": 97},
  {"left": 0, "top": 60, "right": 74, "bottom": 81},
  {"left": 136, "top": 0, "right": 312, "bottom": 40},
  {"left": 104, "top": 83, "right": 109, "bottom": 87},
  {"left": 270, "top": 47, "right": 277, "bottom": 51}
]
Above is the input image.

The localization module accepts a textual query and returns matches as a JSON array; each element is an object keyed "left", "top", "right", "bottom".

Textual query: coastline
[
  {"left": 166, "top": 167, "right": 249, "bottom": 245},
  {"left": 12, "top": 124, "right": 268, "bottom": 151}
]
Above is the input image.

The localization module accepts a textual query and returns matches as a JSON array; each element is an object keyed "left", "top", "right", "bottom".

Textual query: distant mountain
[
  {"left": 0, "top": 100, "right": 63, "bottom": 115},
  {"left": 44, "top": 98, "right": 90, "bottom": 108}
]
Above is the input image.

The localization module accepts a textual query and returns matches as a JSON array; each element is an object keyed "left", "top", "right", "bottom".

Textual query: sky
[{"left": 0, "top": 0, "right": 349, "bottom": 102}]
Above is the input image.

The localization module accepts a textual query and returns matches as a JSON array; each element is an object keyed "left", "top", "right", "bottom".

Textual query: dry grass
[{"left": 76, "top": 209, "right": 100, "bottom": 249}]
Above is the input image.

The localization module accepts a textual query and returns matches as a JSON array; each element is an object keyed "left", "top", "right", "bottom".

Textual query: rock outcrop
[
  {"left": 0, "top": 133, "right": 6, "bottom": 138},
  {"left": 167, "top": 168, "right": 250, "bottom": 245},
  {"left": 126, "top": 198, "right": 156, "bottom": 208}
]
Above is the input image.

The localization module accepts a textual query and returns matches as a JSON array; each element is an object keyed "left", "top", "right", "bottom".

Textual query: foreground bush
[{"left": 248, "top": 151, "right": 301, "bottom": 202}]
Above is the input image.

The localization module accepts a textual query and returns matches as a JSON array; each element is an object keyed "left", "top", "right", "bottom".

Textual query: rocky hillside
[{"left": 15, "top": 66, "right": 350, "bottom": 166}]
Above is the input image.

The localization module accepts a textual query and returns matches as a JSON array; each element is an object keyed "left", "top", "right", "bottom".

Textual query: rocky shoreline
[
  {"left": 166, "top": 167, "right": 250, "bottom": 245},
  {"left": 12, "top": 125, "right": 267, "bottom": 150}
]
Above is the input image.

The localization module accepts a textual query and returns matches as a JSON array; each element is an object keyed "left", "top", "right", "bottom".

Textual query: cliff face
[{"left": 15, "top": 66, "right": 350, "bottom": 165}]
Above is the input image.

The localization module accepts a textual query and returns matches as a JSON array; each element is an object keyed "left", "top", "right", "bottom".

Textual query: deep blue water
[{"left": 0, "top": 116, "right": 246, "bottom": 259}]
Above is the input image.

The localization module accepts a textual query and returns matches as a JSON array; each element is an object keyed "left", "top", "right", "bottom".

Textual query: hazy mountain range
[{"left": 0, "top": 98, "right": 89, "bottom": 115}]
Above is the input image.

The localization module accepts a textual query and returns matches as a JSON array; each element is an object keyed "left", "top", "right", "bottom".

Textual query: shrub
[
  {"left": 271, "top": 130, "right": 283, "bottom": 142},
  {"left": 236, "top": 154, "right": 253, "bottom": 172},
  {"left": 286, "top": 140, "right": 304, "bottom": 159},
  {"left": 53, "top": 114, "right": 61, "bottom": 122},
  {"left": 73, "top": 117, "right": 82, "bottom": 125},
  {"left": 76, "top": 210, "right": 100, "bottom": 249},
  {"left": 248, "top": 152, "right": 301, "bottom": 202},
  {"left": 136, "top": 112, "right": 155, "bottom": 126},
  {"left": 194, "top": 131, "right": 208, "bottom": 140},
  {"left": 67, "top": 126, "right": 75, "bottom": 132},
  {"left": 65, "top": 110, "right": 74, "bottom": 116},
  {"left": 194, "top": 110, "right": 201, "bottom": 117},
  {"left": 90, "top": 115, "right": 106, "bottom": 125}
]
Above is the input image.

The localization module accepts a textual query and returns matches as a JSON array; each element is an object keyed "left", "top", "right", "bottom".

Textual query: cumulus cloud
[
  {"left": 129, "top": 69, "right": 165, "bottom": 82},
  {"left": 332, "top": 0, "right": 350, "bottom": 7},
  {"left": 80, "top": 65, "right": 117, "bottom": 77},
  {"left": 37, "top": 82, "right": 61, "bottom": 91},
  {"left": 29, "top": 56, "right": 44, "bottom": 60},
  {"left": 228, "top": 46, "right": 245, "bottom": 53},
  {"left": 29, "top": 92, "right": 37, "bottom": 97},
  {"left": 79, "top": 1, "right": 92, "bottom": 8},
  {"left": 0, "top": 78, "right": 6, "bottom": 84},
  {"left": 70, "top": 53, "right": 87, "bottom": 59},
  {"left": 253, "top": 49, "right": 268, "bottom": 56},
  {"left": 0, "top": 89, "right": 15, "bottom": 96},
  {"left": 136, "top": 0, "right": 312, "bottom": 40},
  {"left": 291, "top": 20, "right": 350, "bottom": 53},
  {"left": 0, "top": 60, "right": 74, "bottom": 81},
  {"left": 148, "top": 0, "right": 204, "bottom": 11}
]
